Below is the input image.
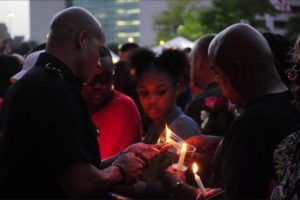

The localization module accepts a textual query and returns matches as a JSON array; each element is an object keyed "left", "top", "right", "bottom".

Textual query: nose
[{"left": 147, "top": 94, "right": 159, "bottom": 104}]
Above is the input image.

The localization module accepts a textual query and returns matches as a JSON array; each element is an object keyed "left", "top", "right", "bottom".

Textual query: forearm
[
  {"left": 100, "top": 154, "right": 118, "bottom": 169},
  {"left": 59, "top": 161, "right": 123, "bottom": 198}
]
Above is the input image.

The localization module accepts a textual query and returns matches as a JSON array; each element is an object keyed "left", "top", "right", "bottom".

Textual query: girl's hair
[{"left": 130, "top": 48, "right": 190, "bottom": 84}]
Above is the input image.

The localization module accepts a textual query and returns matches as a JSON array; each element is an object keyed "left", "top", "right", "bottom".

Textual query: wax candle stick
[
  {"left": 193, "top": 163, "right": 206, "bottom": 195},
  {"left": 177, "top": 143, "right": 187, "bottom": 171}
]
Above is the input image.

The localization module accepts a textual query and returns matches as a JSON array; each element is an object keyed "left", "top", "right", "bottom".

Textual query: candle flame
[
  {"left": 181, "top": 143, "right": 187, "bottom": 151},
  {"left": 193, "top": 162, "right": 198, "bottom": 174},
  {"left": 165, "top": 124, "right": 171, "bottom": 143}
]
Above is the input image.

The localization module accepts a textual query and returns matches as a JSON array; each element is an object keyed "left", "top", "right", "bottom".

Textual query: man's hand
[
  {"left": 112, "top": 152, "right": 145, "bottom": 184},
  {"left": 123, "top": 142, "right": 160, "bottom": 163},
  {"left": 185, "top": 135, "right": 222, "bottom": 155}
]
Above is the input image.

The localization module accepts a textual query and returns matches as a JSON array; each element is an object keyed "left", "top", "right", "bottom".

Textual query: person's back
[
  {"left": 207, "top": 23, "right": 300, "bottom": 199},
  {"left": 0, "top": 53, "right": 100, "bottom": 197}
]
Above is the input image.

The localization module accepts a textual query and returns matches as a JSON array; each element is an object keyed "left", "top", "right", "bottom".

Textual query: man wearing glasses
[{"left": 81, "top": 46, "right": 142, "bottom": 159}]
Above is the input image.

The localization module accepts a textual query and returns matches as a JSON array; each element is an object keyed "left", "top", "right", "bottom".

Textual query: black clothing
[
  {"left": 184, "top": 83, "right": 223, "bottom": 130},
  {"left": 210, "top": 92, "right": 300, "bottom": 199},
  {"left": 0, "top": 53, "right": 100, "bottom": 198},
  {"left": 0, "top": 54, "right": 22, "bottom": 97}
]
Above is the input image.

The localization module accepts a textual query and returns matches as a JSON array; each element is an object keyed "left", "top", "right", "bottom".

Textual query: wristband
[
  {"left": 113, "top": 163, "right": 126, "bottom": 183},
  {"left": 169, "top": 181, "right": 182, "bottom": 196}
]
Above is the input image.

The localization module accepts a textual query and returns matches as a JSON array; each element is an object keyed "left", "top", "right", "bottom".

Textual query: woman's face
[{"left": 137, "top": 71, "right": 177, "bottom": 124}]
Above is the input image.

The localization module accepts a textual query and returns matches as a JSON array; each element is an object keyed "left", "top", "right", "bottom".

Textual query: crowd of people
[{"left": 0, "top": 6, "right": 299, "bottom": 200}]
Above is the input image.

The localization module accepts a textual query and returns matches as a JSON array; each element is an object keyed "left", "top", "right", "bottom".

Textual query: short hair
[{"left": 119, "top": 42, "right": 139, "bottom": 52}]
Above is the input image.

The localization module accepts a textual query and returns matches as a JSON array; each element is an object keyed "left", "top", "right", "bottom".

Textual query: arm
[{"left": 60, "top": 152, "right": 145, "bottom": 198}]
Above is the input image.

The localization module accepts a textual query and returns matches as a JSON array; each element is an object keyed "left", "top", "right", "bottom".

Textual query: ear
[{"left": 76, "top": 31, "right": 88, "bottom": 50}]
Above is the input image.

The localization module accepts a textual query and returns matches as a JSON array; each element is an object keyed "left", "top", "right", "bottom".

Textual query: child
[{"left": 131, "top": 48, "right": 201, "bottom": 144}]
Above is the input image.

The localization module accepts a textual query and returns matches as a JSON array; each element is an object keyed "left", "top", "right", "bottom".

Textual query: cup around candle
[{"left": 171, "top": 143, "right": 196, "bottom": 171}]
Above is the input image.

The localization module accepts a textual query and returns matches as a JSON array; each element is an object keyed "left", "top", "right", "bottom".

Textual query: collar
[{"left": 35, "top": 53, "right": 83, "bottom": 89}]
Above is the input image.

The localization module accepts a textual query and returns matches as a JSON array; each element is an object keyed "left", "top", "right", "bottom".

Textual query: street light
[{"left": 5, "top": 11, "right": 15, "bottom": 34}]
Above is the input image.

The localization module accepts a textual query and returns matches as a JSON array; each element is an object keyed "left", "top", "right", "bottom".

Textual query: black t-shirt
[
  {"left": 0, "top": 53, "right": 100, "bottom": 198},
  {"left": 210, "top": 91, "right": 300, "bottom": 199}
]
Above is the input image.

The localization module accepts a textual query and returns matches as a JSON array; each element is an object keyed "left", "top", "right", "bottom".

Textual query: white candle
[
  {"left": 193, "top": 163, "right": 206, "bottom": 195},
  {"left": 177, "top": 143, "right": 187, "bottom": 171}
]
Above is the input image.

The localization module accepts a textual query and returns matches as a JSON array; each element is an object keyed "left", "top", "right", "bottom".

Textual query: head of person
[
  {"left": 131, "top": 48, "right": 181, "bottom": 123},
  {"left": 46, "top": 7, "right": 105, "bottom": 82},
  {"left": 190, "top": 34, "right": 216, "bottom": 89},
  {"left": 208, "top": 23, "right": 285, "bottom": 107},
  {"left": 286, "top": 34, "right": 300, "bottom": 110},
  {"left": 81, "top": 46, "right": 114, "bottom": 112},
  {"left": 10, "top": 50, "right": 44, "bottom": 84},
  {"left": 119, "top": 42, "right": 139, "bottom": 61},
  {"left": 263, "top": 32, "right": 293, "bottom": 87}
]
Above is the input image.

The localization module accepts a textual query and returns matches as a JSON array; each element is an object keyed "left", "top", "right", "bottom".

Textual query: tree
[
  {"left": 285, "top": 13, "right": 300, "bottom": 43},
  {"left": 153, "top": 0, "right": 200, "bottom": 42},
  {"left": 153, "top": 0, "right": 277, "bottom": 43},
  {"left": 198, "top": 0, "right": 277, "bottom": 33}
]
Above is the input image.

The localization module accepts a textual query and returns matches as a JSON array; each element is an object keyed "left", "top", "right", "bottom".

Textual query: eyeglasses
[
  {"left": 285, "top": 65, "right": 300, "bottom": 82},
  {"left": 87, "top": 69, "right": 115, "bottom": 86}
]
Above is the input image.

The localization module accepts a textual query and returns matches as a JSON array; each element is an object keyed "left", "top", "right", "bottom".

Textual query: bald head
[
  {"left": 190, "top": 34, "right": 216, "bottom": 88},
  {"left": 47, "top": 7, "right": 104, "bottom": 48},
  {"left": 208, "top": 23, "right": 287, "bottom": 106},
  {"left": 209, "top": 23, "right": 274, "bottom": 73},
  {"left": 45, "top": 7, "right": 106, "bottom": 81}
]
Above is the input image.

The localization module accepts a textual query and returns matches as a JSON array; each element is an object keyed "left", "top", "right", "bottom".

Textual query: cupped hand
[{"left": 124, "top": 142, "right": 160, "bottom": 163}]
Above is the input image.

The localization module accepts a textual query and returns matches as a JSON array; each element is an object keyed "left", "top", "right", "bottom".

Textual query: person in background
[
  {"left": 161, "top": 23, "right": 300, "bottom": 199},
  {"left": 263, "top": 32, "right": 294, "bottom": 88},
  {"left": 0, "top": 54, "right": 22, "bottom": 98},
  {"left": 0, "top": 7, "right": 159, "bottom": 198},
  {"left": 10, "top": 50, "right": 44, "bottom": 84},
  {"left": 271, "top": 33, "right": 300, "bottom": 200},
  {"left": 118, "top": 42, "right": 139, "bottom": 61},
  {"left": 81, "top": 46, "right": 142, "bottom": 159},
  {"left": 131, "top": 48, "right": 201, "bottom": 144},
  {"left": 184, "top": 34, "right": 237, "bottom": 136}
]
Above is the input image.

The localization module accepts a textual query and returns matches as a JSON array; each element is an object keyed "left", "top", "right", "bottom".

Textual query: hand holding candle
[{"left": 193, "top": 162, "right": 206, "bottom": 195}]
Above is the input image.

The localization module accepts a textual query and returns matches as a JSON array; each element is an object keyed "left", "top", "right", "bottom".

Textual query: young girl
[{"left": 131, "top": 48, "right": 201, "bottom": 144}]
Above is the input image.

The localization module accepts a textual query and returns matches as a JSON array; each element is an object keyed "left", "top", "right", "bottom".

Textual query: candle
[
  {"left": 177, "top": 143, "right": 187, "bottom": 171},
  {"left": 192, "top": 162, "right": 206, "bottom": 195}
]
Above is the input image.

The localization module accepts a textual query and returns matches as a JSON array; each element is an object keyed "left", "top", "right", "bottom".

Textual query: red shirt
[{"left": 92, "top": 90, "right": 142, "bottom": 159}]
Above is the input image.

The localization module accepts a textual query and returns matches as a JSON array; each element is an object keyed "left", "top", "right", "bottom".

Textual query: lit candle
[
  {"left": 165, "top": 124, "right": 176, "bottom": 145},
  {"left": 192, "top": 162, "right": 206, "bottom": 195},
  {"left": 177, "top": 143, "right": 187, "bottom": 171}
]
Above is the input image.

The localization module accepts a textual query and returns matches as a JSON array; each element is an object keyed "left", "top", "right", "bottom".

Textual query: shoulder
[{"left": 171, "top": 114, "right": 202, "bottom": 138}]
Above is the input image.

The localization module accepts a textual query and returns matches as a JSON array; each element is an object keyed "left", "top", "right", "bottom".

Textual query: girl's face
[{"left": 137, "top": 71, "right": 178, "bottom": 124}]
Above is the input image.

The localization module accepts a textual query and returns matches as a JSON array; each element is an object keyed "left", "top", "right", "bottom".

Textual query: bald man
[
  {"left": 0, "top": 7, "right": 159, "bottom": 198},
  {"left": 205, "top": 23, "right": 299, "bottom": 199},
  {"left": 162, "top": 24, "right": 300, "bottom": 199},
  {"left": 185, "top": 34, "right": 227, "bottom": 134}
]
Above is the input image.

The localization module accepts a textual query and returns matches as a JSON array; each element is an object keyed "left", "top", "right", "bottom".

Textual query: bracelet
[
  {"left": 113, "top": 163, "right": 126, "bottom": 183},
  {"left": 169, "top": 181, "right": 182, "bottom": 196}
]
